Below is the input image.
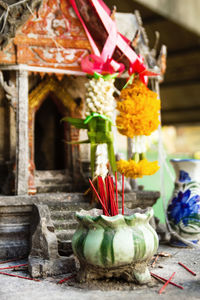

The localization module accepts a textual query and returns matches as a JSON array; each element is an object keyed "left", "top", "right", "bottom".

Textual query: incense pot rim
[{"left": 75, "top": 208, "right": 153, "bottom": 228}]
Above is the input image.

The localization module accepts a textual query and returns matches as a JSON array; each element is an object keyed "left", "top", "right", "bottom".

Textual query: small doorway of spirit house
[
  {"left": 35, "top": 96, "right": 65, "bottom": 170},
  {"left": 34, "top": 92, "right": 72, "bottom": 193}
]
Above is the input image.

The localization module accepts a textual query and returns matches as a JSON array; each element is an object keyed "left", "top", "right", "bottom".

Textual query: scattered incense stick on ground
[
  {"left": 158, "top": 252, "right": 171, "bottom": 257},
  {"left": 12, "top": 266, "right": 28, "bottom": 272},
  {"left": 151, "top": 272, "right": 184, "bottom": 290},
  {"left": 151, "top": 252, "right": 171, "bottom": 267},
  {"left": 158, "top": 272, "right": 176, "bottom": 294},
  {"left": 178, "top": 262, "right": 196, "bottom": 276},
  {"left": 151, "top": 254, "right": 159, "bottom": 268},
  {"left": 0, "top": 264, "right": 28, "bottom": 270},
  {"left": 0, "top": 271, "right": 40, "bottom": 281},
  {"left": 0, "top": 257, "right": 27, "bottom": 264},
  {"left": 57, "top": 274, "right": 76, "bottom": 284}
]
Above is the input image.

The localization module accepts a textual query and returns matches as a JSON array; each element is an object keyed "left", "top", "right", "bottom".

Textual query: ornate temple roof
[{"left": 0, "top": 0, "right": 92, "bottom": 73}]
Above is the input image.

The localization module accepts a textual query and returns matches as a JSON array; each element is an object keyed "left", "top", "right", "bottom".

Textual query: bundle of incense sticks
[{"left": 89, "top": 172, "right": 125, "bottom": 216}]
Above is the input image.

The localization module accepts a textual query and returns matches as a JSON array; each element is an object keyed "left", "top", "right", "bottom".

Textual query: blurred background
[{"left": 105, "top": 0, "right": 200, "bottom": 222}]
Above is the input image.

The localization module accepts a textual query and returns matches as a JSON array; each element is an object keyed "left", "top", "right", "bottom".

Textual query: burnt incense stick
[
  {"left": 151, "top": 272, "right": 184, "bottom": 290},
  {"left": 178, "top": 262, "right": 196, "bottom": 276},
  {"left": 151, "top": 254, "right": 159, "bottom": 268},
  {"left": 158, "top": 272, "right": 176, "bottom": 294}
]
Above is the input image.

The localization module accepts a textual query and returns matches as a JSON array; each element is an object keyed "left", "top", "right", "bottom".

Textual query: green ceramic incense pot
[{"left": 72, "top": 208, "right": 158, "bottom": 284}]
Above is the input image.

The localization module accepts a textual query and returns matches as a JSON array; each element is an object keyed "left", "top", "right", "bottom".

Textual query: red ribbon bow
[
  {"left": 69, "top": 0, "right": 143, "bottom": 75},
  {"left": 81, "top": 54, "right": 125, "bottom": 75},
  {"left": 129, "top": 55, "right": 159, "bottom": 85}
]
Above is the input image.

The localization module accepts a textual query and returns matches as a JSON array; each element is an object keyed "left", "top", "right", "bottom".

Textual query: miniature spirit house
[
  {"left": 0, "top": 0, "right": 93, "bottom": 195},
  {"left": 0, "top": 0, "right": 163, "bottom": 269},
  {"left": 0, "top": 0, "right": 163, "bottom": 196}
]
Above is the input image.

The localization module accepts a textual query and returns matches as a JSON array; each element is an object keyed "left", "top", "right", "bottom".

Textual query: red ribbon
[
  {"left": 81, "top": 54, "right": 124, "bottom": 75},
  {"left": 129, "top": 55, "right": 159, "bottom": 85},
  {"left": 69, "top": 0, "right": 144, "bottom": 75}
]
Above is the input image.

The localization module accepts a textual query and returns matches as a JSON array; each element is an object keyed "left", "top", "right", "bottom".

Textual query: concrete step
[
  {"left": 35, "top": 170, "right": 72, "bottom": 184},
  {"left": 53, "top": 220, "right": 78, "bottom": 231},
  {"left": 35, "top": 170, "right": 73, "bottom": 193},
  {"left": 0, "top": 223, "right": 30, "bottom": 234},
  {"left": 55, "top": 229, "right": 75, "bottom": 241},
  {"left": 36, "top": 184, "right": 72, "bottom": 193},
  {"left": 58, "top": 239, "right": 73, "bottom": 256},
  {"left": 50, "top": 210, "right": 76, "bottom": 221},
  {"left": 0, "top": 241, "right": 29, "bottom": 258},
  {"left": 48, "top": 201, "right": 91, "bottom": 212}
]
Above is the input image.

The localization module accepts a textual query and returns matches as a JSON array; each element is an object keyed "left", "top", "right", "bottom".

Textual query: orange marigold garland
[
  {"left": 117, "top": 158, "right": 160, "bottom": 179},
  {"left": 116, "top": 79, "right": 160, "bottom": 138},
  {"left": 116, "top": 78, "right": 160, "bottom": 179}
]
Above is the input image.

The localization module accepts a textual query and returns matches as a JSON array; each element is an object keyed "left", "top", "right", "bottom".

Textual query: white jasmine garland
[
  {"left": 85, "top": 77, "right": 115, "bottom": 116},
  {"left": 132, "top": 135, "right": 152, "bottom": 154},
  {"left": 85, "top": 77, "right": 116, "bottom": 177}
]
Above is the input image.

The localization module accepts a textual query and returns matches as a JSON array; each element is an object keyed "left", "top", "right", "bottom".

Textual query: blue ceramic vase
[{"left": 167, "top": 159, "right": 200, "bottom": 244}]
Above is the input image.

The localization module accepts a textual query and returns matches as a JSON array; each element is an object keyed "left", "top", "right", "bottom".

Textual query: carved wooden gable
[{"left": 0, "top": 0, "right": 91, "bottom": 71}]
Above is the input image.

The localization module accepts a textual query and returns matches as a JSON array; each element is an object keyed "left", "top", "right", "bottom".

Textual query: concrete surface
[
  {"left": 134, "top": 0, "right": 200, "bottom": 35},
  {"left": 0, "top": 245, "right": 200, "bottom": 300}
]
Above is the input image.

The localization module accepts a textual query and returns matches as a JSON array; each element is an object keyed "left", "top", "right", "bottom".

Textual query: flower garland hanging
[
  {"left": 63, "top": 73, "right": 117, "bottom": 179},
  {"left": 116, "top": 78, "right": 160, "bottom": 179},
  {"left": 117, "top": 158, "right": 159, "bottom": 179},
  {"left": 116, "top": 79, "right": 160, "bottom": 137},
  {"left": 64, "top": 0, "right": 148, "bottom": 180},
  {"left": 84, "top": 73, "right": 118, "bottom": 178}
]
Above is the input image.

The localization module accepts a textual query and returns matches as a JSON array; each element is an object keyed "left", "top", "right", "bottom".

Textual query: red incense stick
[
  {"left": 111, "top": 176, "right": 118, "bottom": 214},
  {"left": 102, "top": 178, "right": 108, "bottom": 212},
  {"left": 115, "top": 172, "right": 119, "bottom": 213},
  {"left": 0, "top": 271, "right": 40, "bottom": 281},
  {"left": 108, "top": 176, "right": 116, "bottom": 215},
  {"left": 122, "top": 173, "right": 124, "bottom": 215},
  {"left": 57, "top": 274, "right": 76, "bottom": 284},
  {"left": 89, "top": 179, "right": 110, "bottom": 216},
  {"left": 105, "top": 176, "right": 110, "bottom": 214},
  {"left": 158, "top": 272, "right": 176, "bottom": 294},
  {"left": 151, "top": 272, "right": 184, "bottom": 290},
  {"left": 107, "top": 176, "right": 113, "bottom": 215},
  {"left": 0, "top": 264, "right": 28, "bottom": 270},
  {"left": 98, "top": 177, "right": 107, "bottom": 215},
  {"left": 178, "top": 262, "right": 196, "bottom": 276},
  {"left": 101, "top": 176, "right": 108, "bottom": 212},
  {"left": 0, "top": 257, "right": 27, "bottom": 264}
]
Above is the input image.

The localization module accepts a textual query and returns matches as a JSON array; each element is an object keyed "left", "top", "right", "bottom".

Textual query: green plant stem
[{"left": 132, "top": 152, "right": 140, "bottom": 163}]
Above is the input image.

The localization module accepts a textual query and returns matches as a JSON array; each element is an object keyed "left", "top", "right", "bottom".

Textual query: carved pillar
[
  {"left": 15, "top": 69, "right": 29, "bottom": 195},
  {"left": 70, "top": 126, "right": 81, "bottom": 189}
]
